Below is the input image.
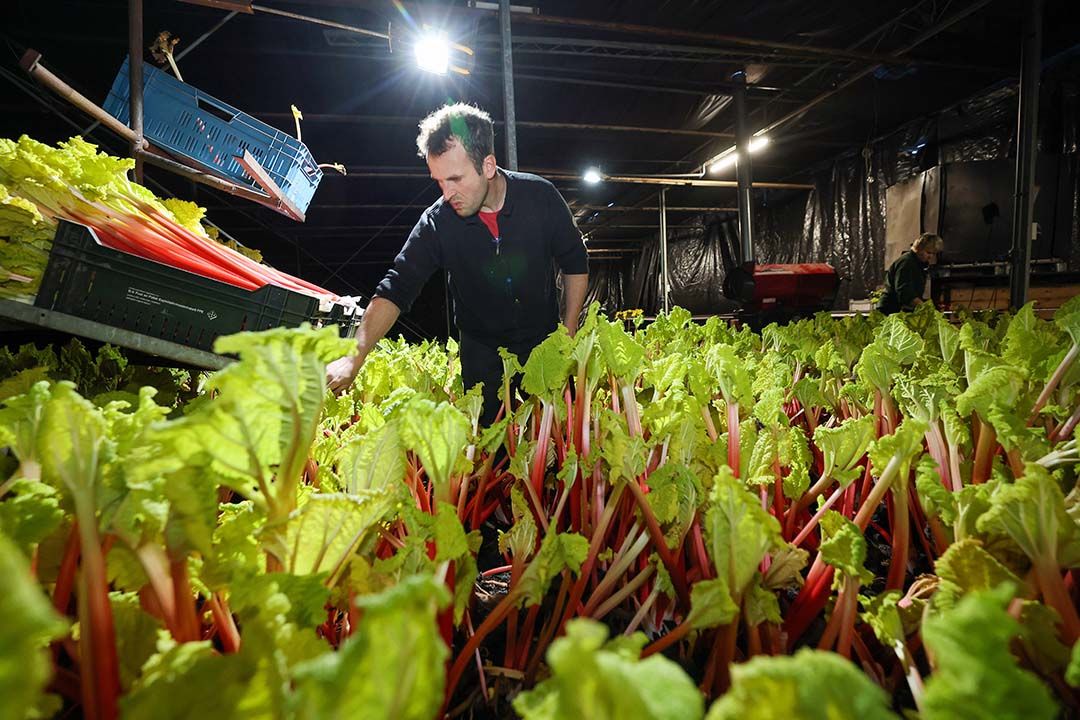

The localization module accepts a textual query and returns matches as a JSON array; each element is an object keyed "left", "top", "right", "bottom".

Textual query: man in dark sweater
[
  {"left": 876, "top": 233, "right": 943, "bottom": 314},
  {"left": 326, "top": 103, "right": 589, "bottom": 422}
]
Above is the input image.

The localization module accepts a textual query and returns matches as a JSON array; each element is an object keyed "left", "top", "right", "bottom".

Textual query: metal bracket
[{"left": 0, "top": 299, "right": 230, "bottom": 370}]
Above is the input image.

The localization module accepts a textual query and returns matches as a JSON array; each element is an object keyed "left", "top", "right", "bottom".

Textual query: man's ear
[{"left": 482, "top": 154, "right": 497, "bottom": 180}]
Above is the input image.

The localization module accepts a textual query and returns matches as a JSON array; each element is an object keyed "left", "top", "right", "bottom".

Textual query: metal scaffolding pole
[
  {"left": 756, "top": 0, "right": 996, "bottom": 141},
  {"left": 254, "top": 111, "right": 735, "bottom": 138},
  {"left": 659, "top": 188, "right": 670, "bottom": 313},
  {"left": 500, "top": 0, "right": 519, "bottom": 170},
  {"left": 176, "top": 10, "right": 240, "bottom": 61},
  {"left": 511, "top": 12, "right": 949, "bottom": 66},
  {"left": 315, "top": 168, "right": 813, "bottom": 189},
  {"left": 1009, "top": 0, "right": 1043, "bottom": 309},
  {"left": 129, "top": 0, "right": 144, "bottom": 182},
  {"left": 732, "top": 70, "right": 754, "bottom": 265}
]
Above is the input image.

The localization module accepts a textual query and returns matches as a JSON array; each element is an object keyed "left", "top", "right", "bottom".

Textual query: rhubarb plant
[{"left": 1, "top": 302, "right": 1078, "bottom": 719}]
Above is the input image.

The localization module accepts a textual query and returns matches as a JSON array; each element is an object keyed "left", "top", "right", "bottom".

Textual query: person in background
[
  {"left": 326, "top": 103, "right": 589, "bottom": 423},
  {"left": 877, "top": 233, "right": 943, "bottom": 314}
]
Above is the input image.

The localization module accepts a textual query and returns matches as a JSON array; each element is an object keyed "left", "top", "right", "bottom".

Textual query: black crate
[{"left": 36, "top": 220, "right": 357, "bottom": 352}]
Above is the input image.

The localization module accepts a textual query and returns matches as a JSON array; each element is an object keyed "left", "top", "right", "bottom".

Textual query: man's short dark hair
[{"left": 416, "top": 103, "right": 495, "bottom": 173}]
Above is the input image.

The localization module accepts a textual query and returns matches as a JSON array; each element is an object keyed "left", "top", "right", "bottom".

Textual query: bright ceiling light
[
  {"left": 709, "top": 153, "right": 738, "bottom": 174},
  {"left": 414, "top": 31, "right": 450, "bottom": 75},
  {"left": 706, "top": 134, "right": 770, "bottom": 174},
  {"left": 583, "top": 168, "right": 603, "bottom": 184}
]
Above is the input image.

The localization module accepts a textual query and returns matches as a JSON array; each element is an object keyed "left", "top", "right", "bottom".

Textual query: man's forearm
[
  {"left": 562, "top": 273, "right": 589, "bottom": 334},
  {"left": 354, "top": 296, "right": 402, "bottom": 364},
  {"left": 326, "top": 296, "right": 401, "bottom": 393}
]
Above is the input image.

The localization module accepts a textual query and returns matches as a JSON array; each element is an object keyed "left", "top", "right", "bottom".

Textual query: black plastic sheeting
[
  {"left": 597, "top": 61, "right": 1080, "bottom": 316},
  {"left": 623, "top": 223, "right": 741, "bottom": 315},
  {"left": 581, "top": 260, "right": 629, "bottom": 315},
  {"left": 759, "top": 164, "right": 886, "bottom": 305}
]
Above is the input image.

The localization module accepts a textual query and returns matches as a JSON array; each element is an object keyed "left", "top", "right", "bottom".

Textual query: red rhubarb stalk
[
  {"left": 1029, "top": 343, "right": 1079, "bottom": 423},
  {"left": 885, "top": 481, "right": 910, "bottom": 590},
  {"left": 727, "top": 402, "right": 740, "bottom": 475},
  {"left": 971, "top": 417, "right": 997, "bottom": 484},
  {"left": 75, "top": 519, "right": 120, "bottom": 720},
  {"left": 53, "top": 522, "right": 80, "bottom": 614}
]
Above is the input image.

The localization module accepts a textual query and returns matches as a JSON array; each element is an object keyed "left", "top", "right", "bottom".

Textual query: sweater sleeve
[
  {"left": 893, "top": 256, "right": 926, "bottom": 310},
  {"left": 546, "top": 183, "right": 589, "bottom": 275},
  {"left": 372, "top": 212, "right": 442, "bottom": 313}
]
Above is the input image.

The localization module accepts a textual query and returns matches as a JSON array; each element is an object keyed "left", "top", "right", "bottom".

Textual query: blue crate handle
[{"left": 194, "top": 95, "right": 239, "bottom": 124}]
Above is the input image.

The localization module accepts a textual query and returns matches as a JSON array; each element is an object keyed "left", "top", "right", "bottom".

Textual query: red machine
[
  {"left": 724, "top": 263, "right": 840, "bottom": 316},
  {"left": 746, "top": 263, "right": 840, "bottom": 312}
]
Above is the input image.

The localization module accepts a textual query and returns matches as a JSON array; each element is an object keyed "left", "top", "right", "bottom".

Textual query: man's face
[{"left": 427, "top": 140, "right": 496, "bottom": 217}]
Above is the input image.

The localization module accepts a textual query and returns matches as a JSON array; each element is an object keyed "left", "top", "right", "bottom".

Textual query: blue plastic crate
[{"left": 103, "top": 56, "right": 322, "bottom": 214}]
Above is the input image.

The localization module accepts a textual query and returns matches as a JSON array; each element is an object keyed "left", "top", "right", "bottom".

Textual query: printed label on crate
[{"left": 126, "top": 287, "right": 216, "bottom": 319}]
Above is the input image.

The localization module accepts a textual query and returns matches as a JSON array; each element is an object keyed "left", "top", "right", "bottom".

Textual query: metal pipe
[
  {"left": 484, "top": 48, "right": 819, "bottom": 67},
  {"left": 207, "top": 202, "right": 735, "bottom": 213},
  {"left": 732, "top": 70, "right": 754, "bottom": 266},
  {"left": 19, "top": 50, "right": 144, "bottom": 145},
  {"left": 254, "top": 112, "right": 734, "bottom": 138},
  {"left": 755, "top": 1, "right": 926, "bottom": 125},
  {"left": 549, "top": 173, "right": 813, "bottom": 190},
  {"left": 578, "top": 205, "right": 738, "bottom": 212},
  {"left": 249, "top": 4, "right": 390, "bottom": 40},
  {"left": 136, "top": 150, "right": 273, "bottom": 204},
  {"left": 1009, "top": 0, "right": 1044, "bottom": 309},
  {"left": 302, "top": 168, "right": 811, "bottom": 189},
  {"left": 473, "top": 33, "right": 1003, "bottom": 73},
  {"left": 587, "top": 234, "right": 709, "bottom": 244},
  {"left": 500, "top": 0, "right": 519, "bottom": 170},
  {"left": 176, "top": 10, "right": 239, "bottom": 60},
  {"left": 659, "top": 188, "right": 670, "bottom": 313},
  {"left": 510, "top": 12, "right": 950, "bottom": 66},
  {"left": 129, "top": 0, "right": 144, "bottom": 182},
  {"left": 757, "top": 0, "right": 996, "bottom": 140},
  {"left": 175, "top": 0, "right": 252, "bottom": 11},
  {"left": 276, "top": 2, "right": 995, "bottom": 70},
  {"left": 486, "top": 34, "right": 758, "bottom": 58},
  {"left": 249, "top": 223, "right": 703, "bottom": 234},
  {"left": 200, "top": 44, "right": 810, "bottom": 99},
  {"left": 516, "top": 120, "right": 731, "bottom": 138},
  {"left": 501, "top": 69, "right": 734, "bottom": 99}
]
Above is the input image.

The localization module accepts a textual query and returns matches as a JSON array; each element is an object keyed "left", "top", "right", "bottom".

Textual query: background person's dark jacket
[{"left": 877, "top": 249, "right": 928, "bottom": 314}]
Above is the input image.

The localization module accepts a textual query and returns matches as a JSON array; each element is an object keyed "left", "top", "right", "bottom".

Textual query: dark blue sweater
[{"left": 374, "top": 170, "right": 589, "bottom": 345}]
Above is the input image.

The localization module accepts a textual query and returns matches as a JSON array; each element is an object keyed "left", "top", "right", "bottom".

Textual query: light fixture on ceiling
[
  {"left": 583, "top": 168, "right": 603, "bottom": 185},
  {"left": 414, "top": 30, "right": 450, "bottom": 75},
  {"left": 706, "top": 133, "right": 770, "bottom": 175}
]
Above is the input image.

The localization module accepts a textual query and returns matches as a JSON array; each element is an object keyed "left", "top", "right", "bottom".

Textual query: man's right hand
[
  {"left": 324, "top": 296, "right": 402, "bottom": 395},
  {"left": 326, "top": 354, "right": 362, "bottom": 395}
]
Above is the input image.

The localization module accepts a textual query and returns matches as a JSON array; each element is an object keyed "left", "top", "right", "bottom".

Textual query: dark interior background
[{"left": 3, "top": 0, "right": 1078, "bottom": 337}]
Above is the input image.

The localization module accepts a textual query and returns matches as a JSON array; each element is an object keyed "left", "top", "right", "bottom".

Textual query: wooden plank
[{"left": 946, "top": 283, "right": 1080, "bottom": 311}]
